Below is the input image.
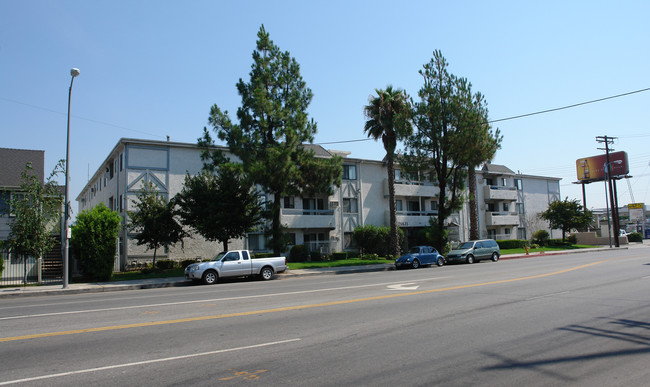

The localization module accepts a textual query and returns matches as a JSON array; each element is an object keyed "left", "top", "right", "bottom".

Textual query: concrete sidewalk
[{"left": 0, "top": 245, "right": 636, "bottom": 299}]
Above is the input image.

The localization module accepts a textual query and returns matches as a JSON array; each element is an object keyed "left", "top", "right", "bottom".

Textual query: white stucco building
[{"left": 77, "top": 138, "right": 562, "bottom": 269}]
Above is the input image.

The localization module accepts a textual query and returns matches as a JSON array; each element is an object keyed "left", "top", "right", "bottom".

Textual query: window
[
  {"left": 408, "top": 201, "right": 420, "bottom": 214},
  {"left": 303, "top": 198, "right": 324, "bottom": 215},
  {"left": 119, "top": 153, "right": 124, "bottom": 171},
  {"left": 516, "top": 203, "right": 525, "bottom": 214},
  {"left": 501, "top": 178, "right": 507, "bottom": 186},
  {"left": 248, "top": 234, "right": 263, "bottom": 250},
  {"left": 108, "top": 161, "right": 114, "bottom": 180},
  {"left": 394, "top": 169, "right": 401, "bottom": 181},
  {"left": 504, "top": 228, "right": 511, "bottom": 235},
  {"left": 222, "top": 252, "right": 239, "bottom": 261},
  {"left": 487, "top": 203, "right": 496, "bottom": 212},
  {"left": 486, "top": 178, "right": 494, "bottom": 186},
  {"left": 517, "top": 227, "right": 527, "bottom": 239},
  {"left": 343, "top": 198, "right": 358, "bottom": 213},
  {"left": 344, "top": 232, "right": 355, "bottom": 249},
  {"left": 342, "top": 165, "right": 357, "bottom": 180},
  {"left": 283, "top": 196, "right": 295, "bottom": 209},
  {"left": 119, "top": 194, "right": 124, "bottom": 212},
  {"left": 395, "top": 200, "right": 403, "bottom": 212},
  {"left": 108, "top": 196, "right": 114, "bottom": 211},
  {"left": 502, "top": 203, "right": 509, "bottom": 212},
  {"left": 0, "top": 191, "right": 10, "bottom": 215},
  {"left": 515, "top": 178, "right": 523, "bottom": 190},
  {"left": 241, "top": 251, "right": 250, "bottom": 260},
  {"left": 487, "top": 229, "right": 497, "bottom": 238},
  {"left": 430, "top": 201, "right": 438, "bottom": 211}
]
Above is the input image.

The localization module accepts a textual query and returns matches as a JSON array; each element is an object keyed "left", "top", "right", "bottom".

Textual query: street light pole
[{"left": 63, "top": 68, "right": 80, "bottom": 289}]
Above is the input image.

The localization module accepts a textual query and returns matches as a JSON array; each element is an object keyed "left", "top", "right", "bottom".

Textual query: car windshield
[
  {"left": 458, "top": 242, "right": 475, "bottom": 249},
  {"left": 211, "top": 252, "right": 226, "bottom": 261}
]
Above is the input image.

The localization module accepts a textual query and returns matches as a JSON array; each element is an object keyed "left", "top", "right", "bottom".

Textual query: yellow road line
[{"left": 0, "top": 260, "right": 604, "bottom": 343}]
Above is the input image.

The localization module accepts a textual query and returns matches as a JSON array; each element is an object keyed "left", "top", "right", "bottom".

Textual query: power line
[{"left": 488, "top": 87, "right": 650, "bottom": 123}]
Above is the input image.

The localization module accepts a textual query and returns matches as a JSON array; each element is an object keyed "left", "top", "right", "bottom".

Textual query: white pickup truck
[{"left": 184, "top": 250, "right": 287, "bottom": 285}]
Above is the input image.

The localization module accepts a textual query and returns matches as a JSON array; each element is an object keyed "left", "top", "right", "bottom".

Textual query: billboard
[{"left": 576, "top": 151, "right": 629, "bottom": 182}]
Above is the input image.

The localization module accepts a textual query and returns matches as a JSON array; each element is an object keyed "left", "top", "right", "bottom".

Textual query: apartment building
[{"left": 77, "top": 138, "right": 561, "bottom": 269}]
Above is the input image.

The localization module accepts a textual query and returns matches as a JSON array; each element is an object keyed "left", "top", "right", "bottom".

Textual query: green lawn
[{"left": 500, "top": 244, "right": 596, "bottom": 255}]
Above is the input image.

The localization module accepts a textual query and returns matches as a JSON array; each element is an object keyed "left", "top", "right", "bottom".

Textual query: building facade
[{"left": 77, "top": 138, "right": 562, "bottom": 269}]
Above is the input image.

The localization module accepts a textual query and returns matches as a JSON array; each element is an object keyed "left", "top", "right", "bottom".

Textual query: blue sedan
[{"left": 395, "top": 246, "right": 445, "bottom": 269}]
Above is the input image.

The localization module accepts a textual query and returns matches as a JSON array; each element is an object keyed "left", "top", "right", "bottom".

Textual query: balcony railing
[
  {"left": 385, "top": 179, "right": 440, "bottom": 198},
  {"left": 281, "top": 208, "right": 336, "bottom": 229},
  {"left": 389, "top": 210, "right": 438, "bottom": 228},
  {"left": 483, "top": 185, "right": 517, "bottom": 201},
  {"left": 485, "top": 212, "right": 519, "bottom": 226}
]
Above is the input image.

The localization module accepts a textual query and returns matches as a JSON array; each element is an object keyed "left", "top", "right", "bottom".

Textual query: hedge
[{"left": 496, "top": 239, "right": 528, "bottom": 249}]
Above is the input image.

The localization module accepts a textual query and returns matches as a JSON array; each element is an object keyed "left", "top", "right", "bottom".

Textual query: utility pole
[{"left": 597, "top": 135, "right": 620, "bottom": 247}]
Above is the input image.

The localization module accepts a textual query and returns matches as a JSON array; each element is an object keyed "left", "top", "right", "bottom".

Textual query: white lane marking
[
  {"left": 525, "top": 291, "right": 570, "bottom": 301},
  {"left": 387, "top": 283, "right": 420, "bottom": 291},
  {"left": 0, "top": 277, "right": 452, "bottom": 320},
  {"left": 0, "top": 338, "right": 301, "bottom": 386}
]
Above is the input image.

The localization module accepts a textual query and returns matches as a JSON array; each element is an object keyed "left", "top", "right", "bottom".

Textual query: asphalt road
[{"left": 1, "top": 247, "right": 649, "bottom": 386}]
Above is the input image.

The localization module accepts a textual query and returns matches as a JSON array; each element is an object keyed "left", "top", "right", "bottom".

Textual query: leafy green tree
[
  {"left": 4, "top": 162, "right": 63, "bottom": 284},
  {"left": 363, "top": 86, "right": 412, "bottom": 257},
  {"left": 200, "top": 26, "right": 342, "bottom": 254},
  {"left": 71, "top": 203, "right": 121, "bottom": 281},
  {"left": 173, "top": 165, "right": 263, "bottom": 252},
  {"left": 539, "top": 198, "right": 593, "bottom": 241},
  {"left": 402, "top": 50, "right": 499, "bottom": 252},
  {"left": 128, "top": 181, "right": 187, "bottom": 270}
]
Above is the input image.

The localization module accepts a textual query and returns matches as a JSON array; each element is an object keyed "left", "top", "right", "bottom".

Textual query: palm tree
[{"left": 363, "top": 86, "right": 412, "bottom": 257}]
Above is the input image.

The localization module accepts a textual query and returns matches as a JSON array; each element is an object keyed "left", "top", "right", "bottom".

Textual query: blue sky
[{"left": 2, "top": 0, "right": 649, "bottom": 214}]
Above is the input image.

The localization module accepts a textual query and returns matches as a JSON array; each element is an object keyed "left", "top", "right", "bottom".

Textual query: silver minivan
[{"left": 445, "top": 239, "right": 500, "bottom": 264}]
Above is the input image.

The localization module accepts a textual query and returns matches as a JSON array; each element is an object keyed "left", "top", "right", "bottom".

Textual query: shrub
[
  {"left": 352, "top": 224, "right": 404, "bottom": 257},
  {"left": 628, "top": 232, "right": 643, "bottom": 242},
  {"left": 548, "top": 239, "right": 571, "bottom": 247},
  {"left": 532, "top": 230, "right": 550, "bottom": 246},
  {"left": 71, "top": 203, "right": 121, "bottom": 281},
  {"left": 347, "top": 251, "right": 360, "bottom": 259},
  {"left": 567, "top": 234, "right": 578, "bottom": 245},
  {"left": 180, "top": 259, "right": 198, "bottom": 269},
  {"left": 309, "top": 251, "right": 322, "bottom": 261},
  {"left": 288, "top": 245, "right": 309, "bottom": 262},
  {"left": 496, "top": 239, "right": 528, "bottom": 249},
  {"left": 331, "top": 252, "right": 348, "bottom": 260},
  {"left": 155, "top": 260, "right": 176, "bottom": 270},
  {"left": 253, "top": 252, "right": 275, "bottom": 258},
  {"left": 361, "top": 253, "right": 379, "bottom": 260}
]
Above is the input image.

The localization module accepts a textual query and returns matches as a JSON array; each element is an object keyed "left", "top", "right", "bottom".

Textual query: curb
[{"left": 0, "top": 246, "right": 631, "bottom": 298}]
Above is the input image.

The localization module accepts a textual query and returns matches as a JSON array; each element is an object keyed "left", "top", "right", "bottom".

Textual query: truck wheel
[
  {"left": 202, "top": 270, "right": 218, "bottom": 285},
  {"left": 260, "top": 266, "right": 274, "bottom": 281}
]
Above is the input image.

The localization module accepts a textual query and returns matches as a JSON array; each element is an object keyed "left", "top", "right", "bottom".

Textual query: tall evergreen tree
[
  {"left": 200, "top": 26, "right": 341, "bottom": 254},
  {"left": 452, "top": 78, "right": 502, "bottom": 240},
  {"left": 403, "top": 50, "right": 500, "bottom": 252},
  {"left": 363, "top": 86, "right": 412, "bottom": 257}
]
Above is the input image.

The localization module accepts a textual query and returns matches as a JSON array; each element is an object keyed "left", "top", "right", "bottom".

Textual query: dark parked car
[
  {"left": 445, "top": 239, "right": 500, "bottom": 264},
  {"left": 395, "top": 246, "right": 445, "bottom": 269}
]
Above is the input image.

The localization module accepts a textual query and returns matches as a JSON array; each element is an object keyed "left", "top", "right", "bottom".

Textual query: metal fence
[{"left": 1, "top": 240, "right": 63, "bottom": 287}]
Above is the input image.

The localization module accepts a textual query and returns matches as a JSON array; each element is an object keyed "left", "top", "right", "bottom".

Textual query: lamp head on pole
[{"left": 70, "top": 68, "right": 80, "bottom": 77}]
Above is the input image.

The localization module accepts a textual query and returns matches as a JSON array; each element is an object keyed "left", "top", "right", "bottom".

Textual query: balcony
[
  {"left": 483, "top": 185, "right": 517, "bottom": 201},
  {"left": 281, "top": 208, "right": 336, "bottom": 229},
  {"left": 485, "top": 212, "right": 519, "bottom": 226},
  {"left": 385, "top": 179, "right": 440, "bottom": 198},
  {"left": 387, "top": 210, "right": 438, "bottom": 228}
]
